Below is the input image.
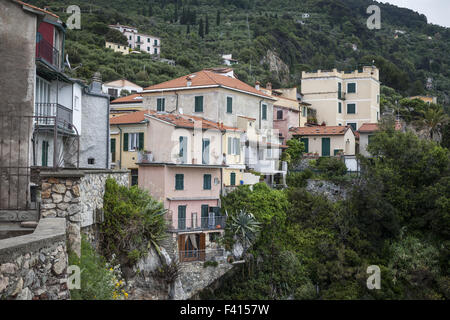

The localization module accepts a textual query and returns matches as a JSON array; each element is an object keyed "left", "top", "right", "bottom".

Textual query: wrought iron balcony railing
[
  {"left": 36, "top": 38, "right": 61, "bottom": 70},
  {"left": 169, "top": 216, "right": 227, "bottom": 232},
  {"left": 35, "top": 103, "right": 73, "bottom": 131},
  {"left": 178, "top": 248, "right": 226, "bottom": 262}
]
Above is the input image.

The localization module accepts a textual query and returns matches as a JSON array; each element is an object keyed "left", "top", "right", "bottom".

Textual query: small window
[
  {"left": 277, "top": 109, "right": 283, "bottom": 120},
  {"left": 230, "top": 172, "right": 236, "bottom": 186},
  {"left": 261, "top": 103, "right": 267, "bottom": 120},
  {"left": 338, "top": 102, "right": 342, "bottom": 114},
  {"left": 126, "top": 132, "right": 144, "bottom": 151},
  {"left": 131, "top": 169, "right": 138, "bottom": 186},
  {"left": 226, "top": 97, "right": 232, "bottom": 113},
  {"left": 147, "top": 47, "right": 150, "bottom": 51},
  {"left": 338, "top": 82, "right": 342, "bottom": 99},
  {"left": 203, "top": 174, "right": 212, "bottom": 190},
  {"left": 147, "top": 38, "right": 150, "bottom": 43},
  {"left": 88, "top": 158, "right": 95, "bottom": 165},
  {"left": 347, "top": 83, "right": 356, "bottom": 93},
  {"left": 347, "top": 103, "right": 356, "bottom": 114},
  {"left": 154, "top": 48, "right": 157, "bottom": 54},
  {"left": 175, "top": 174, "right": 184, "bottom": 190},
  {"left": 195, "top": 96, "right": 204, "bottom": 112},
  {"left": 302, "top": 106, "right": 307, "bottom": 117},
  {"left": 154, "top": 39, "right": 158, "bottom": 46},
  {"left": 347, "top": 123, "right": 357, "bottom": 131},
  {"left": 157, "top": 98, "right": 165, "bottom": 111}
]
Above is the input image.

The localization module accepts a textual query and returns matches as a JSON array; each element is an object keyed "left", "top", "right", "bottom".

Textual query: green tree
[{"left": 198, "top": 18, "right": 204, "bottom": 38}]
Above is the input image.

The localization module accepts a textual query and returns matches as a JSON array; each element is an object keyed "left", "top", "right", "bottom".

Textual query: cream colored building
[
  {"left": 105, "top": 41, "right": 131, "bottom": 55},
  {"left": 290, "top": 126, "right": 356, "bottom": 157},
  {"left": 301, "top": 66, "right": 380, "bottom": 131}
]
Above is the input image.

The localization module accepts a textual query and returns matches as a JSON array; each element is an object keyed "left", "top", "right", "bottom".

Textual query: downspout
[
  {"left": 106, "top": 97, "right": 110, "bottom": 168},
  {"left": 118, "top": 125, "right": 122, "bottom": 169}
]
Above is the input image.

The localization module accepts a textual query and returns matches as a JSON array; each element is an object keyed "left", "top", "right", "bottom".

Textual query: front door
[{"left": 322, "top": 138, "right": 330, "bottom": 157}]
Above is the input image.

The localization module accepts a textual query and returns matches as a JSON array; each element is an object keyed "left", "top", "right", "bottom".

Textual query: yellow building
[
  {"left": 110, "top": 93, "right": 144, "bottom": 117},
  {"left": 222, "top": 130, "right": 245, "bottom": 187},
  {"left": 110, "top": 110, "right": 149, "bottom": 185},
  {"left": 105, "top": 41, "right": 131, "bottom": 55},
  {"left": 408, "top": 95, "right": 437, "bottom": 104},
  {"left": 301, "top": 66, "right": 380, "bottom": 131}
]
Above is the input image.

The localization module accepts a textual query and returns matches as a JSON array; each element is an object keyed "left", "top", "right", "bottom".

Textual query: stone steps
[{"left": 0, "top": 222, "right": 35, "bottom": 240}]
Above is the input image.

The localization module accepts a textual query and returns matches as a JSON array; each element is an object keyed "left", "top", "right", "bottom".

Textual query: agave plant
[{"left": 229, "top": 210, "right": 261, "bottom": 257}]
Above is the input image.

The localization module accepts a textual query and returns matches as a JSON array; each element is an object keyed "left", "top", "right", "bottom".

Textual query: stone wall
[
  {"left": 0, "top": 218, "right": 69, "bottom": 300},
  {"left": 38, "top": 169, "right": 129, "bottom": 256},
  {"left": 306, "top": 179, "right": 350, "bottom": 201}
]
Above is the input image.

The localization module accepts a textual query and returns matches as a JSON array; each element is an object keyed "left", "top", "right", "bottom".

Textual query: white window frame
[
  {"left": 128, "top": 133, "right": 140, "bottom": 151},
  {"left": 157, "top": 97, "right": 165, "bottom": 112},
  {"left": 346, "top": 102, "right": 357, "bottom": 114},
  {"left": 346, "top": 82, "right": 357, "bottom": 94}
]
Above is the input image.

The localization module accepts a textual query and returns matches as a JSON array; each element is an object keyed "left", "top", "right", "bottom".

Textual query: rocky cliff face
[{"left": 260, "top": 49, "right": 290, "bottom": 85}]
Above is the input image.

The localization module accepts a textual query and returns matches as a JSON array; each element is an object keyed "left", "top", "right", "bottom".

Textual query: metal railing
[
  {"left": 169, "top": 216, "right": 227, "bottom": 232},
  {"left": 36, "top": 38, "right": 60, "bottom": 70},
  {"left": 35, "top": 103, "right": 73, "bottom": 131},
  {"left": 178, "top": 248, "right": 226, "bottom": 262}
]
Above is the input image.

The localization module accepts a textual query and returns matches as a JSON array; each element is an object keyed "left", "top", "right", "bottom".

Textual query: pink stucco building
[{"left": 137, "top": 112, "right": 239, "bottom": 261}]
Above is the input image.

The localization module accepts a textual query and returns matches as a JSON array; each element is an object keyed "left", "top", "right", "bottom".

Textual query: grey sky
[{"left": 380, "top": 0, "right": 450, "bottom": 28}]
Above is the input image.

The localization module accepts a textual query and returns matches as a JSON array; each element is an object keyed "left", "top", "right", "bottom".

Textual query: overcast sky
[{"left": 380, "top": 0, "right": 450, "bottom": 27}]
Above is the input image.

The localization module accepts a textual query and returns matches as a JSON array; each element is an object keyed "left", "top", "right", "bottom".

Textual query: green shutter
[
  {"left": 322, "top": 138, "right": 330, "bottom": 157},
  {"left": 175, "top": 174, "right": 184, "bottom": 190},
  {"left": 230, "top": 172, "right": 236, "bottom": 186},
  {"left": 195, "top": 96, "right": 203, "bottom": 112},
  {"left": 178, "top": 206, "right": 186, "bottom": 230},
  {"left": 347, "top": 83, "right": 356, "bottom": 93},
  {"left": 227, "top": 97, "right": 232, "bottom": 113},
  {"left": 123, "top": 133, "right": 129, "bottom": 151},
  {"left": 201, "top": 205, "right": 209, "bottom": 228},
  {"left": 138, "top": 132, "right": 144, "bottom": 150},
  {"left": 203, "top": 174, "right": 211, "bottom": 190},
  {"left": 338, "top": 102, "right": 342, "bottom": 113},
  {"left": 338, "top": 83, "right": 342, "bottom": 99},
  {"left": 42, "top": 141, "right": 48, "bottom": 166},
  {"left": 111, "top": 139, "right": 116, "bottom": 162},
  {"left": 347, "top": 103, "right": 356, "bottom": 114},
  {"left": 262, "top": 104, "right": 267, "bottom": 120},
  {"left": 300, "top": 137, "right": 309, "bottom": 153}
]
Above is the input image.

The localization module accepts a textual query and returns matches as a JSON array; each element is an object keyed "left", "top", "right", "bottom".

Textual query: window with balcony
[{"left": 123, "top": 132, "right": 143, "bottom": 151}]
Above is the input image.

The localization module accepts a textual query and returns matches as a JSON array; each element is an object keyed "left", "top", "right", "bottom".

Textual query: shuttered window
[
  {"left": 42, "top": 140, "right": 49, "bottom": 166},
  {"left": 261, "top": 103, "right": 267, "bottom": 120},
  {"left": 226, "top": 97, "right": 232, "bottom": 113},
  {"left": 195, "top": 96, "right": 203, "bottom": 112},
  {"left": 157, "top": 98, "right": 165, "bottom": 111},
  {"left": 347, "top": 103, "right": 356, "bottom": 114},
  {"left": 338, "top": 102, "right": 342, "bottom": 113},
  {"left": 175, "top": 174, "right": 184, "bottom": 190},
  {"left": 123, "top": 133, "right": 128, "bottom": 151},
  {"left": 179, "top": 136, "right": 187, "bottom": 163},
  {"left": 230, "top": 172, "right": 236, "bottom": 186},
  {"left": 347, "top": 83, "right": 356, "bottom": 93},
  {"left": 203, "top": 174, "right": 211, "bottom": 190}
]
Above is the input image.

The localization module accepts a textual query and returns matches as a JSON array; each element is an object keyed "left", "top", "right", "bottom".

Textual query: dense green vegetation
[
  {"left": 204, "top": 125, "right": 450, "bottom": 299},
  {"left": 29, "top": 0, "right": 449, "bottom": 107},
  {"left": 100, "top": 178, "right": 167, "bottom": 269}
]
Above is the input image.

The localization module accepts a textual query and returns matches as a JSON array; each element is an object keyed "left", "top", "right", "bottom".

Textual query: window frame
[
  {"left": 195, "top": 96, "right": 204, "bottom": 113},
  {"left": 203, "top": 174, "right": 212, "bottom": 190},
  {"left": 346, "top": 122, "right": 357, "bottom": 131},
  {"left": 175, "top": 174, "right": 184, "bottom": 190},
  {"left": 261, "top": 103, "right": 267, "bottom": 120},
  {"left": 157, "top": 97, "right": 165, "bottom": 112},
  {"left": 347, "top": 82, "right": 357, "bottom": 94},
  {"left": 226, "top": 96, "right": 233, "bottom": 113},
  {"left": 346, "top": 103, "right": 357, "bottom": 114}
]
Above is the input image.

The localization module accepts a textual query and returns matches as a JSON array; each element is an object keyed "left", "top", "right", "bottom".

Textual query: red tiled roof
[
  {"left": 144, "top": 70, "right": 274, "bottom": 99},
  {"left": 290, "top": 126, "right": 350, "bottom": 136},
  {"left": 358, "top": 123, "right": 379, "bottom": 133},
  {"left": 147, "top": 112, "right": 240, "bottom": 132},
  {"left": 110, "top": 110, "right": 148, "bottom": 125},
  {"left": 111, "top": 93, "right": 143, "bottom": 104},
  {"left": 13, "top": 0, "right": 59, "bottom": 18}
]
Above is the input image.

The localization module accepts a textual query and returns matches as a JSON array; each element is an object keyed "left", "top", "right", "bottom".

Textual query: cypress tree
[
  {"left": 198, "top": 18, "right": 204, "bottom": 38},
  {"left": 216, "top": 10, "right": 221, "bottom": 26},
  {"left": 205, "top": 15, "right": 209, "bottom": 35}
]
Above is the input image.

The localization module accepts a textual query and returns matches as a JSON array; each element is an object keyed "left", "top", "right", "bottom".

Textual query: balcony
[
  {"left": 35, "top": 103, "right": 73, "bottom": 131},
  {"left": 169, "top": 216, "right": 227, "bottom": 232},
  {"left": 36, "top": 38, "right": 61, "bottom": 70}
]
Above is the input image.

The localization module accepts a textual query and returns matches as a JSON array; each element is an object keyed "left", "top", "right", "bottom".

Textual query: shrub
[
  {"left": 314, "top": 157, "right": 347, "bottom": 178},
  {"left": 204, "top": 261, "right": 219, "bottom": 268},
  {"left": 69, "top": 237, "right": 128, "bottom": 300},
  {"left": 100, "top": 178, "right": 167, "bottom": 268},
  {"left": 286, "top": 169, "right": 314, "bottom": 188}
]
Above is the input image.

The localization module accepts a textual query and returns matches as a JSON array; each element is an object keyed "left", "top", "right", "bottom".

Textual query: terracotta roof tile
[
  {"left": 109, "top": 110, "right": 148, "bottom": 125},
  {"left": 358, "top": 123, "right": 379, "bottom": 133},
  {"left": 290, "top": 126, "right": 350, "bottom": 136},
  {"left": 111, "top": 93, "right": 143, "bottom": 104},
  {"left": 147, "top": 112, "right": 240, "bottom": 132},
  {"left": 14, "top": 0, "right": 59, "bottom": 18},
  {"left": 144, "top": 70, "right": 274, "bottom": 99}
]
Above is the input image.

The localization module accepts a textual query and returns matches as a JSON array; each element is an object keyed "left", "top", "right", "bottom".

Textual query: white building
[
  {"left": 222, "top": 54, "right": 238, "bottom": 66},
  {"left": 102, "top": 79, "right": 143, "bottom": 99},
  {"left": 109, "top": 23, "right": 160, "bottom": 55}
]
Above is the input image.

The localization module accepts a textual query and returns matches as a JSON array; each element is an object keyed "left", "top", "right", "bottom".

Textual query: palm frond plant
[{"left": 229, "top": 210, "right": 261, "bottom": 258}]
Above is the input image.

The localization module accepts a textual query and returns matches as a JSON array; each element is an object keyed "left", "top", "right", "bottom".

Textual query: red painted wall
[{"left": 37, "top": 21, "right": 54, "bottom": 46}]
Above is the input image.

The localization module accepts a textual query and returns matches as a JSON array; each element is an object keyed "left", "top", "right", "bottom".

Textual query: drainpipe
[
  {"left": 118, "top": 125, "right": 122, "bottom": 169},
  {"left": 106, "top": 97, "right": 110, "bottom": 168}
]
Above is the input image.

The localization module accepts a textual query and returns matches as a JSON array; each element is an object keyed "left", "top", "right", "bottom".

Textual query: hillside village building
[
  {"left": 110, "top": 93, "right": 144, "bottom": 116},
  {"left": 109, "top": 23, "right": 161, "bottom": 55},
  {"left": 102, "top": 79, "right": 143, "bottom": 99},
  {"left": 301, "top": 66, "right": 380, "bottom": 131}
]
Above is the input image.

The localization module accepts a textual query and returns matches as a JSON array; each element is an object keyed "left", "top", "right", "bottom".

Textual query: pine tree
[
  {"left": 187, "top": 24, "right": 190, "bottom": 34},
  {"left": 205, "top": 15, "right": 209, "bottom": 35},
  {"left": 198, "top": 18, "right": 204, "bottom": 38},
  {"left": 216, "top": 10, "right": 221, "bottom": 26},
  {"left": 148, "top": 2, "right": 153, "bottom": 17}
]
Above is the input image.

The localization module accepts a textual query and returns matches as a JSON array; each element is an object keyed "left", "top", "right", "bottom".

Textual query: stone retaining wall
[{"left": 0, "top": 218, "right": 68, "bottom": 300}]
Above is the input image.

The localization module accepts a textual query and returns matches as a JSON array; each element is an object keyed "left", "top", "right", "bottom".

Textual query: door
[
  {"left": 300, "top": 138, "right": 309, "bottom": 153},
  {"left": 322, "top": 138, "right": 330, "bottom": 157},
  {"left": 201, "top": 205, "right": 209, "bottom": 228},
  {"left": 178, "top": 205, "right": 186, "bottom": 230}
]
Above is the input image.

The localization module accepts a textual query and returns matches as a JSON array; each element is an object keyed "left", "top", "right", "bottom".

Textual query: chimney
[
  {"left": 90, "top": 71, "right": 102, "bottom": 93},
  {"left": 255, "top": 80, "right": 260, "bottom": 90},
  {"left": 266, "top": 82, "right": 272, "bottom": 91},
  {"left": 186, "top": 76, "right": 192, "bottom": 87}
]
